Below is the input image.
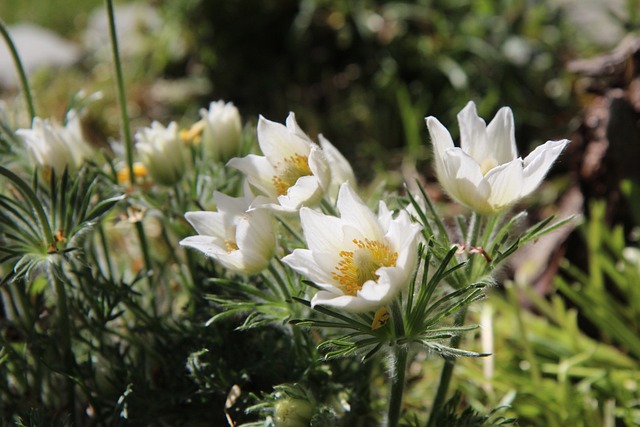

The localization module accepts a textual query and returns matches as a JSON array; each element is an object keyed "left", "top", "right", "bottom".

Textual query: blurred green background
[{"left": 2, "top": 0, "right": 618, "bottom": 182}]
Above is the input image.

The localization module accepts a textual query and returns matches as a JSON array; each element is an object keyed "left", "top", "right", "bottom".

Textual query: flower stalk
[
  {"left": 388, "top": 299, "right": 408, "bottom": 427},
  {"left": 0, "top": 19, "right": 36, "bottom": 121}
]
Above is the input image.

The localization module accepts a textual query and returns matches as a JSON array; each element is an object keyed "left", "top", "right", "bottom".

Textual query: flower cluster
[{"left": 179, "top": 100, "right": 568, "bottom": 315}]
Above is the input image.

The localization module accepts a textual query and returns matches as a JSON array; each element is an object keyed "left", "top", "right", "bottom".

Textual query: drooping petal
[
  {"left": 484, "top": 159, "right": 525, "bottom": 211},
  {"left": 486, "top": 106, "right": 518, "bottom": 164},
  {"left": 520, "top": 139, "right": 569, "bottom": 198}
]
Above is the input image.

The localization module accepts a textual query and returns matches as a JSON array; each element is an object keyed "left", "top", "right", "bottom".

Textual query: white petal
[
  {"left": 521, "top": 139, "right": 569, "bottom": 197},
  {"left": 227, "top": 154, "right": 278, "bottom": 197},
  {"left": 257, "top": 115, "right": 311, "bottom": 163},
  {"left": 439, "top": 149, "right": 493, "bottom": 213},
  {"left": 285, "top": 112, "right": 312, "bottom": 140},
  {"left": 377, "top": 201, "right": 393, "bottom": 234},
  {"left": 235, "top": 212, "right": 275, "bottom": 261},
  {"left": 308, "top": 144, "right": 331, "bottom": 191},
  {"left": 184, "top": 211, "right": 225, "bottom": 239},
  {"left": 457, "top": 101, "right": 490, "bottom": 164},
  {"left": 336, "top": 183, "right": 382, "bottom": 241},
  {"left": 318, "top": 134, "right": 356, "bottom": 201},
  {"left": 282, "top": 249, "right": 336, "bottom": 286},
  {"left": 299, "top": 207, "right": 344, "bottom": 254},
  {"left": 486, "top": 106, "right": 518, "bottom": 164},
  {"left": 311, "top": 291, "right": 382, "bottom": 313},
  {"left": 277, "top": 175, "right": 323, "bottom": 210},
  {"left": 485, "top": 159, "right": 525, "bottom": 211},
  {"left": 179, "top": 235, "right": 227, "bottom": 257}
]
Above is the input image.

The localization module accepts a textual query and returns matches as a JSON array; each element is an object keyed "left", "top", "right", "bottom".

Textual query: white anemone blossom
[
  {"left": 180, "top": 192, "right": 276, "bottom": 275},
  {"left": 282, "top": 183, "right": 422, "bottom": 313},
  {"left": 426, "top": 101, "right": 569, "bottom": 215},
  {"left": 228, "top": 113, "right": 353, "bottom": 211}
]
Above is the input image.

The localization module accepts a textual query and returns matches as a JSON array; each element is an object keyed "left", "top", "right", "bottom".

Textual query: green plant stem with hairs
[
  {"left": 387, "top": 299, "right": 408, "bottom": 427},
  {"left": 50, "top": 266, "right": 76, "bottom": 423}
]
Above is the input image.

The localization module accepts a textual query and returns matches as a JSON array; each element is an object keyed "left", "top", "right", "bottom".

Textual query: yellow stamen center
[
  {"left": 480, "top": 158, "right": 498, "bottom": 175},
  {"left": 332, "top": 238, "right": 398, "bottom": 296},
  {"left": 225, "top": 240, "right": 239, "bottom": 253},
  {"left": 272, "top": 154, "right": 312, "bottom": 196}
]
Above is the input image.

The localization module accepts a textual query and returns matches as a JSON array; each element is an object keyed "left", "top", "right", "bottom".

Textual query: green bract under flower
[
  {"left": 426, "top": 101, "right": 569, "bottom": 215},
  {"left": 282, "top": 183, "right": 422, "bottom": 313}
]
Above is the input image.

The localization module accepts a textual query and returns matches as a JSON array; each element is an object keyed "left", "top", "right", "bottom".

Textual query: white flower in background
[
  {"left": 282, "top": 183, "right": 422, "bottom": 313},
  {"left": 17, "top": 111, "right": 94, "bottom": 175},
  {"left": 227, "top": 113, "right": 332, "bottom": 212},
  {"left": 426, "top": 101, "right": 569, "bottom": 215},
  {"left": 180, "top": 192, "right": 276, "bottom": 275},
  {"left": 200, "top": 100, "right": 242, "bottom": 161},
  {"left": 135, "top": 121, "right": 187, "bottom": 186}
]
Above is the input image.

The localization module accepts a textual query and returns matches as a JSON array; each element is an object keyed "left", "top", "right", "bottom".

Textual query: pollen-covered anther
[
  {"left": 225, "top": 240, "right": 239, "bottom": 253},
  {"left": 332, "top": 238, "right": 398, "bottom": 296},
  {"left": 272, "top": 154, "right": 312, "bottom": 196}
]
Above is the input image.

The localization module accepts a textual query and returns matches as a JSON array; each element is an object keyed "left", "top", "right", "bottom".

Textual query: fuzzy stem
[
  {"left": 50, "top": 266, "right": 76, "bottom": 422},
  {"left": 104, "top": 0, "right": 135, "bottom": 182},
  {"left": 0, "top": 19, "right": 36, "bottom": 121},
  {"left": 387, "top": 344, "right": 408, "bottom": 427},
  {"left": 387, "top": 299, "right": 407, "bottom": 427}
]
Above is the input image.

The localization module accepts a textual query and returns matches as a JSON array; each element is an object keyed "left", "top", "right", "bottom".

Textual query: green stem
[
  {"left": 388, "top": 299, "right": 407, "bottom": 427},
  {"left": 0, "top": 19, "right": 36, "bottom": 121},
  {"left": 49, "top": 266, "right": 76, "bottom": 421},
  {"left": 388, "top": 344, "right": 408, "bottom": 427},
  {"left": 104, "top": 0, "right": 135, "bottom": 182},
  {"left": 134, "top": 221, "right": 155, "bottom": 311},
  {"left": 427, "top": 306, "right": 467, "bottom": 427}
]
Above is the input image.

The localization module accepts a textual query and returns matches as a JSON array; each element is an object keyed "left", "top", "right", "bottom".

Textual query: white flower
[
  {"left": 426, "top": 101, "right": 569, "bottom": 215},
  {"left": 282, "top": 183, "right": 422, "bottom": 313},
  {"left": 180, "top": 192, "right": 276, "bottom": 275},
  {"left": 17, "top": 112, "right": 94, "bottom": 175},
  {"left": 135, "top": 121, "right": 187, "bottom": 186},
  {"left": 227, "top": 113, "right": 332, "bottom": 212},
  {"left": 200, "top": 100, "right": 242, "bottom": 161}
]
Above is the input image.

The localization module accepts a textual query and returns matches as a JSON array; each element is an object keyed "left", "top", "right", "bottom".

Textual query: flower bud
[
  {"left": 135, "top": 121, "right": 188, "bottom": 186},
  {"left": 274, "top": 398, "right": 314, "bottom": 427},
  {"left": 200, "top": 100, "right": 242, "bottom": 161}
]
